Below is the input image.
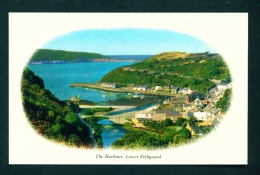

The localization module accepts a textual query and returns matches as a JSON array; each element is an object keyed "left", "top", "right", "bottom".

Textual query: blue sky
[{"left": 42, "top": 28, "right": 216, "bottom": 55}]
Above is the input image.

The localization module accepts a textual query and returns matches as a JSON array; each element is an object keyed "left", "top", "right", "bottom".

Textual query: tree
[
  {"left": 65, "top": 112, "right": 78, "bottom": 124},
  {"left": 163, "top": 118, "right": 174, "bottom": 127},
  {"left": 53, "top": 123, "right": 63, "bottom": 133},
  {"left": 21, "top": 67, "right": 92, "bottom": 147},
  {"left": 176, "top": 117, "right": 186, "bottom": 126},
  {"left": 82, "top": 109, "right": 94, "bottom": 115},
  {"left": 69, "top": 134, "right": 81, "bottom": 146},
  {"left": 178, "top": 128, "right": 191, "bottom": 140}
]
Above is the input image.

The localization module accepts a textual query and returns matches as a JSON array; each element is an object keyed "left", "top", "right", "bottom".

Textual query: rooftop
[
  {"left": 133, "top": 85, "right": 148, "bottom": 88},
  {"left": 189, "top": 123, "right": 203, "bottom": 134},
  {"left": 170, "top": 97, "right": 186, "bottom": 104},
  {"left": 70, "top": 96, "right": 79, "bottom": 102}
]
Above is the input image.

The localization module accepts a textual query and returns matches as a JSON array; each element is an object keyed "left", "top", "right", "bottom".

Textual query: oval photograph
[{"left": 21, "top": 28, "right": 232, "bottom": 149}]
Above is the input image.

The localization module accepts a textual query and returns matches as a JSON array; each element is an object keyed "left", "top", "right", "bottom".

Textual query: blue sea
[{"left": 27, "top": 62, "right": 136, "bottom": 103}]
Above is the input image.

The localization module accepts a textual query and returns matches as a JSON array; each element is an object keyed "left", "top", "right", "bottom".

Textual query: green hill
[
  {"left": 145, "top": 51, "right": 221, "bottom": 61},
  {"left": 21, "top": 67, "right": 92, "bottom": 147},
  {"left": 99, "top": 52, "right": 231, "bottom": 93},
  {"left": 29, "top": 49, "right": 110, "bottom": 62}
]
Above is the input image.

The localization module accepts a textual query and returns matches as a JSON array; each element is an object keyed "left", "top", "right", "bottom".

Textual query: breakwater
[{"left": 69, "top": 83, "right": 178, "bottom": 97}]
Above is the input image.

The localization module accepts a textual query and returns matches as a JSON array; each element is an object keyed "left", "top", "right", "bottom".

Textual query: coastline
[
  {"left": 79, "top": 105, "right": 136, "bottom": 110},
  {"left": 70, "top": 83, "right": 179, "bottom": 97},
  {"left": 28, "top": 59, "right": 141, "bottom": 64}
]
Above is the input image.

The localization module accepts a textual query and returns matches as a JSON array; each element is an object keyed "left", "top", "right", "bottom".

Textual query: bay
[{"left": 27, "top": 62, "right": 135, "bottom": 102}]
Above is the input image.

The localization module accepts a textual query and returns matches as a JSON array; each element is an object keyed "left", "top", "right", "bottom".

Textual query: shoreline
[
  {"left": 28, "top": 59, "right": 141, "bottom": 64},
  {"left": 70, "top": 83, "right": 179, "bottom": 97},
  {"left": 79, "top": 105, "right": 136, "bottom": 110}
]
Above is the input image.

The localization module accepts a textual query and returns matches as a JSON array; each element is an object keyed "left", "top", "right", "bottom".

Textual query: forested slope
[{"left": 21, "top": 67, "right": 92, "bottom": 147}]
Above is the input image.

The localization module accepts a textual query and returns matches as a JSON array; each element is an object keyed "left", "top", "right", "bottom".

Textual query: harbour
[{"left": 70, "top": 83, "right": 178, "bottom": 97}]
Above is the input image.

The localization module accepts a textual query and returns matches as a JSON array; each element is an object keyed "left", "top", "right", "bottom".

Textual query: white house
[
  {"left": 179, "top": 87, "right": 192, "bottom": 94},
  {"left": 187, "top": 112, "right": 210, "bottom": 121},
  {"left": 217, "top": 83, "right": 228, "bottom": 90},
  {"left": 194, "top": 112, "right": 210, "bottom": 121},
  {"left": 155, "top": 85, "right": 163, "bottom": 91},
  {"left": 133, "top": 85, "right": 149, "bottom": 91},
  {"left": 100, "top": 82, "right": 120, "bottom": 88},
  {"left": 135, "top": 113, "right": 152, "bottom": 121}
]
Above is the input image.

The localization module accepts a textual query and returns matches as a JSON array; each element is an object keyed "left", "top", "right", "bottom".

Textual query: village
[
  {"left": 69, "top": 81, "right": 232, "bottom": 137},
  {"left": 131, "top": 82, "right": 232, "bottom": 136}
]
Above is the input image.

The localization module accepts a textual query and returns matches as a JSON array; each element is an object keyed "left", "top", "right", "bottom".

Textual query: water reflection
[{"left": 97, "top": 119, "right": 126, "bottom": 148}]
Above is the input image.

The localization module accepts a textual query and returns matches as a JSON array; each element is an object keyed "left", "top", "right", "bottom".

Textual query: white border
[{"left": 9, "top": 13, "right": 248, "bottom": 164}]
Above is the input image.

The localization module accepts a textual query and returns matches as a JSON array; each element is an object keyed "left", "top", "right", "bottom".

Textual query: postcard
[{"left": 9, "top": 13, "right": 247, "bottom": 164}]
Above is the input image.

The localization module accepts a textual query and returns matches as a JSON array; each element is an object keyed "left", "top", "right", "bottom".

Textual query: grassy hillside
[
  {"left": 100, "top": 52, "right": 231, "bottom": 93},
  {"left": 146, "top": 52, "right": 221, "bottom": 61},
  {"left": 21, "top": 67, "right": 92, "bottom": 147},
  {"left": 29, "top": 49, "right": 109, "bottom": 62}
]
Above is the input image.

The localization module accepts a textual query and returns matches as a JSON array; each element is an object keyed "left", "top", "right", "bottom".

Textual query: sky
[{"left": 42, "top": 28, "right": 216, "bottom": 55}]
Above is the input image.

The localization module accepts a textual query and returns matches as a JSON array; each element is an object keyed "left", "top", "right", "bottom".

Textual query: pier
[{"left": 70, "top": 83, "right": 178, "bottom": 97}]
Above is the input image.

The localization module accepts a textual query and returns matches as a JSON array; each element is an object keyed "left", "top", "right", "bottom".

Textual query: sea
[
  {"left": 27, "top": 62, "right": 134, "bottom": 103},
  {"left": 27, "top": 56, "right": 151, "bottom": 103}
]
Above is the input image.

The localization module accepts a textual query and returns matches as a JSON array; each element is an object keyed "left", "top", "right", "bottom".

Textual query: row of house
[
  {"left": 132, "top": 85, "right": 149, "bottom": 91},
  {"left": 150, "top": 85, "right": 193, "bottom": 94},
  {"left": 134, "top": 108, "right": 215, "bottom": 123},
  {"left": 162, "top": 93, "right": 219, "bottom": 121},
  {"left": 164, "top": 93, "right": 206, "bottom": 112},
  {"left": 178, "top": 87, "right": 192, "bottom": 95},
  {"left": 133, "top": 109, "right": 205, "bottom": 137},
  {"left": 134, "top": 109, "right": 182, "bottom": 123},
  {"left": 100, "top": 82, "right": 120, "bottom": 88},
  {"left": 100, "top": 82, "right": 198, "bottom": 96},
  {"left": 100, "top": 83, "right": 149, "bottom": 91}
]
